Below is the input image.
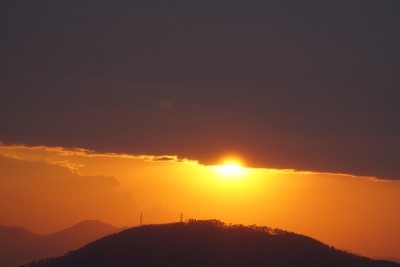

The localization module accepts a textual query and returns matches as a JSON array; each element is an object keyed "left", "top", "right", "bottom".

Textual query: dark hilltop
[{"left": 24, "top": 220, "right": 400, "bottom": 267}]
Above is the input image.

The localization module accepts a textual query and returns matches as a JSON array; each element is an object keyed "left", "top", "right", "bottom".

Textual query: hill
[
  {"left": 0, "top": 226, "right": 41, "bottom": 250},
  {"left": 0, "top": 220, "right": 122, "bottom": 267},
  {"left": 0, "top": 226, "right": 43, "bottom": 267},
  {"left": 25, "top": 220, "right": 400, "bottom": 267}
]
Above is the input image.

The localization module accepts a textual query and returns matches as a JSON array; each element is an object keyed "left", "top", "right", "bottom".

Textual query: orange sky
[{"left": 0, "top": 143, "right": 399, "bottom": 260}]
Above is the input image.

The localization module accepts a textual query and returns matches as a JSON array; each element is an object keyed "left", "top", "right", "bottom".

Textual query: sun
[{"left": 213, "top": 158, "right": 248, "bottom": 178}]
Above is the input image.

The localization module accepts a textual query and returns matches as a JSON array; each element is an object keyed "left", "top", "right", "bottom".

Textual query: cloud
[
  {"left": 0, "top": 155, "right": 136, "bottom": 234},
  {"left": 1, "top": 1, "right": 399, "bottom": 180},
  {"left": 0, "top": 143, "right": 181, "bottom": 161},
  {"left": 0, "top": 144, "right": 201, "bottom": 233}
]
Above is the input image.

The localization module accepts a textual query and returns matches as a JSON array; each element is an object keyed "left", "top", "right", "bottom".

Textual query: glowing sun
[{"left": 213, "top": 159, "right": 248, "bottom": 178}]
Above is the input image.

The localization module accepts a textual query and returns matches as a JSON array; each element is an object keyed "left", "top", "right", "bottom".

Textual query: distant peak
[
  {"left": 0, "top": 225, "right": 37, "bottom": 235},
  {"left": 76, "top": 220, "right": 108, "bottom": 225},
  {"left": 68, "top": 220, "right": 116, "bottom": 228}
]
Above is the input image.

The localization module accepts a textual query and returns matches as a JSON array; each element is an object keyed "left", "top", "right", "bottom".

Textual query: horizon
[
  {"left": 13, "top": 219, "right": 400, "bottom": 266},
  {"left": 4, "top": 219, "right": 400, "bottom": 264},
  {"left": 1, "top": 143, "right": 399, "bottom": 260}
]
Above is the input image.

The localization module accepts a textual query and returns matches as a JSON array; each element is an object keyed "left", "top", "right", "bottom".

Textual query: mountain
[
  {"left": 0, "top": 226, "right": 43, "bottom": 267},
  {"left": 25, "top": 220, "right": 400, "bottom": 267},
  {"left": 0, "top": 220, "right": 122, "bottom": 267},
  {"left": 0, "top": 226, "right": 41, "bottom": 250},
  {"left": 38, "top": 220, "right": 122, "bottom": 253}
]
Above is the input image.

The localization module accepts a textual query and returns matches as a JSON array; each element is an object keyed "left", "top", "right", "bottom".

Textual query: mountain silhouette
[
  {"left": 0, "top": 220, "right": 122, "bottom": 267},
  {"left": 0, "top": 225, "right": 42, "bottom": 267},
  {"left": 25, "top": 220, "right": 400, "bottom": 267},
  {"left": 0, "top": 226, "right": 41, "bottom": 249}
]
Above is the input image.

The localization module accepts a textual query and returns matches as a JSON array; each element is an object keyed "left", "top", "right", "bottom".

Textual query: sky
[
  {"left": 1, "top": 0, "right": 400, "bottom": 260},
  {"left": 0, "top": 144, "right": 399, "bottom": 260},
  {"left": 1, "top": 1, "right": 399, "bottom": 179}
]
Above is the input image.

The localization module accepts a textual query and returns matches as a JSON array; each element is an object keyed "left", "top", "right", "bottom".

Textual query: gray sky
[{"left": 1, "top": 1, "right": 399, "bottom": 179}]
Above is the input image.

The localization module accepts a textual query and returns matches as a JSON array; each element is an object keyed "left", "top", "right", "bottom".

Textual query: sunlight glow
[{"left": 212, "top": 158, "right": 248, "bottom": 178}]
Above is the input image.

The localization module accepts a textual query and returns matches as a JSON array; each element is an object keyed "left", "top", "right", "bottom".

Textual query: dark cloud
[
  {"left": 1, "top": 1, "right": 399, "bottom": 179},
  {"left": 149, "top": 156, "right": 179, "bottom": 162}
]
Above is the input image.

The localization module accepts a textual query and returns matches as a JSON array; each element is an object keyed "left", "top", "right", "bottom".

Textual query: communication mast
[
  {"left": 140, "top": 212, "right": 143, "bottom": 226},
  {"left": 180, "top": 212, "right": 183, "bottom": 223}
]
